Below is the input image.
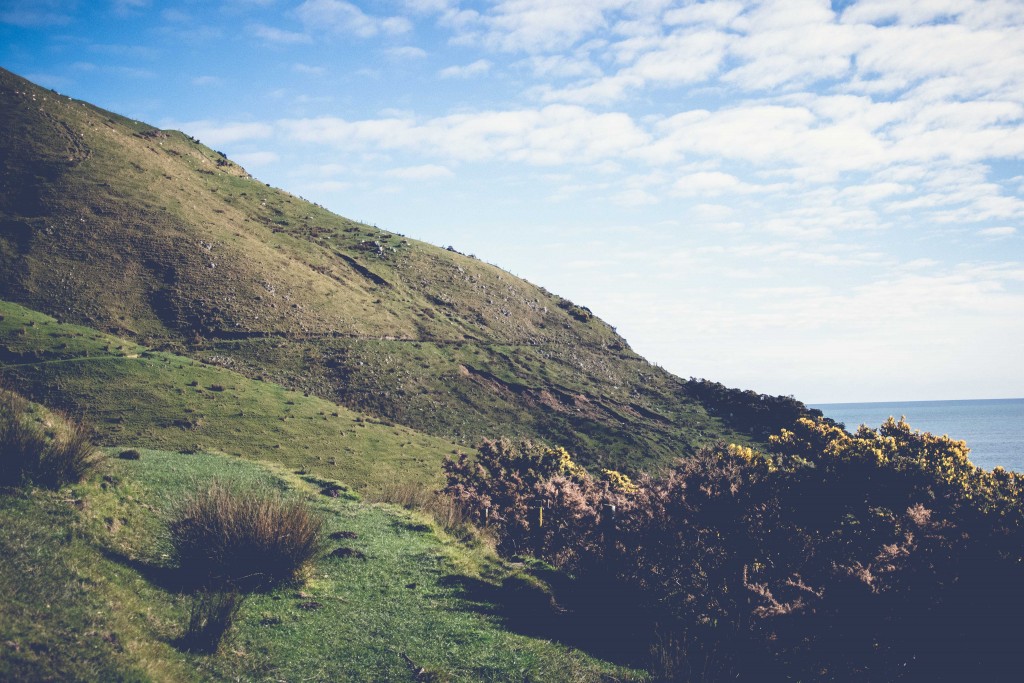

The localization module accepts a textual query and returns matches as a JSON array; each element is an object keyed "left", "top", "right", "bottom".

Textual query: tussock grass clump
[
  {"left": 169, "top": 482, "right": 322, "bottom": 591},
  {"left": 0, "top": 389, "right": 100, "bottom": 489}
]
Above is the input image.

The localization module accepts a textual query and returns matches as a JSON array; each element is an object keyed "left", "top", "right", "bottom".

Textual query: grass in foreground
[
  {"left": 1, "top": 446, "right": 646, "bottom": 682},
  {"left": 169, "top": 481, "right": 323, "bottom": 592}
]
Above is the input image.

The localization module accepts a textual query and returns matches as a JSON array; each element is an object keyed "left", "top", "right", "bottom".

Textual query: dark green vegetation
[
  {"left": 447, "top": 423, "right": 1024, "bottom": 681},
  {"left": 0, "top": 66, "right": 823, "bottom": 472},
  {"left": 169, "top": 481, "right": 323, "bottom": 592}
]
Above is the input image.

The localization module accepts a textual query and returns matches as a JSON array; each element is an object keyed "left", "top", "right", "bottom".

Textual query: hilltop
[{"left": 0, "top": 66, "right": 821, "bottom": 472}]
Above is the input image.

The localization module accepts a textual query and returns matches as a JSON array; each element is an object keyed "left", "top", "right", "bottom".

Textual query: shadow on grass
[
  {"left": 97, "top": 546, "right": 198, "bottom": 593},
  {"left": 438, "top": 571, "right": 653, "bottom": 669}
]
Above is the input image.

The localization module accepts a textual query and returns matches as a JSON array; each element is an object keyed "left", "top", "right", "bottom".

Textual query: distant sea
[{"left": 811, "top": 398, "right": 1024, "bottom": 472}]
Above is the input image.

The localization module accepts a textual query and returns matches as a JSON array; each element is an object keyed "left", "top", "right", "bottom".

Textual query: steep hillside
[{"left": 0, "top": 67, "right": 817, "bottom": 471}]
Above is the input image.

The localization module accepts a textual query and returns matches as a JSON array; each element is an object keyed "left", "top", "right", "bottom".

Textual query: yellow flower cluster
[
  {"left": 545, "top": 445, "right": 588, "bottom": 481},
  {"left": 601, "top": 468, "right": 639, "bottom": 494},
  {"left": 766, "top": 416, "right": 1011, "bottom": 502},
  {"left": 725, "top": 442, "right": 779, "bottom": 472}
]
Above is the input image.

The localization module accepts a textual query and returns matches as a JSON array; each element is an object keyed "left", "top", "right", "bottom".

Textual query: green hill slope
[
  {"left": 0, "top": 300, "right": 459, "bottom": 491},
  {"left": 0, "top": 66, "right": 817, "bottom": 471}
]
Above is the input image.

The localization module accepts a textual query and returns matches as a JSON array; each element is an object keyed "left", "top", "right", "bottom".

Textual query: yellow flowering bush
[
  {"left": 443, "top": 419, "right": 1024, "bottom": 681},
  {"left": 724, "top": 442, "right": 779, "bottom": 472},
  {"left": 548, "top": 445, "right": 588, "bottom": 481},
  {"left": 601, "top": 468, "right": 639, "bottom": 494}
]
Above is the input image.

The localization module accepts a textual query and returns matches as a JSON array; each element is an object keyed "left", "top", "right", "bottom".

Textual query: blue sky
[{"left": 3, "top": 0, "right": 1023, "bottom": 403}]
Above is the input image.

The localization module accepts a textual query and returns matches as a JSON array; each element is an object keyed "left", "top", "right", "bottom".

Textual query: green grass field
[{"left": 0, "top": 445, "right": 645, "bottom": 682}]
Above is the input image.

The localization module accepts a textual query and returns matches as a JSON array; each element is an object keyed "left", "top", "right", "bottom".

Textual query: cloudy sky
[{"left": 3, "top": 0, "right": 1023, "bottom": 403}]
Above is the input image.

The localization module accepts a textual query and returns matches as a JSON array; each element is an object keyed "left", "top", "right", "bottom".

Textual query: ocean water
[{"left": 810, "top": 398, "right": 1024, "bottom": 472}]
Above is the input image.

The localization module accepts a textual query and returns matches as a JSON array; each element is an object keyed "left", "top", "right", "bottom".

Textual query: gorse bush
[
  {"left": 0, "top": 388, "right": 100, "bottom": 489},
  {"left": 169, "top": 482, "right": 323, "bottom": 591},
  {"left": 444, "top": 439, "right": 621, "bottom": 564},
  {"left": 447, "top": 421, "right": 1024, "bottom": 682}
]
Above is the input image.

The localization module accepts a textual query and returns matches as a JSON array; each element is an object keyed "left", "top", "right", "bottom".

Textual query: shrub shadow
[{"left": 438, "top": 571, "right": 651, "bottom": 668}]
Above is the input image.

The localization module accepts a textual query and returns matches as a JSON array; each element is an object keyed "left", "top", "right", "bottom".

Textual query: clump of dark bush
[
  {"left": 683, "top": 377, "right": 833, "bottom": 440},
  {"left": 0, "top": 389, "right": 100, "bottom": 489},
  {"left": 118, "top": 448, "right": 142, "bottom": 460},
  {"left": 445, "top": 421, "right": 1024, "bottom": 681},
  {"left": 169, "top": 482, "right": 323, "bottom": 652},
  {"left": 169, "top": 482, "right": 323, "bottom": 592}
]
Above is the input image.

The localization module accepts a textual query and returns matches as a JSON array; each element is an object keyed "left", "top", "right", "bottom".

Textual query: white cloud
[
  {"left": 842, "top": 0, "right": 971, "bottom": 27},
  {"left": 113, "top": 0, "right": 149, "bottom": 17},
  {"left": 837, "top": 182, "right": 911, "bottom": 203},
  {"left": 232, "top": 151, "right": 280, "bottom": 167},
  {"left": 191, "top": 75, "right": 223, "bottom": 86},
  {"left": 0, "top": 2, "right": 72, "bottom": 27},
  {"left": 471, "top": 0, "right": 626, "bottom": 53},
  {"left": 539, "top": 28, "right": 730, "bottom": 104},
  {"left": 439, "top": 59, "right": 492, "bottom": 78},
  {"left": 293, "top": 63, "right": 327, "bottom": 76},
  {"left": 518, "top": 53, "right": 601, "bottom": 79},
  {"left": 71, "top": 62, "right": 156, "bottom": 78},
  {"left": 403, "top": 0, "right": 457, "bottom": 13},
  {"left": 171, "top": 120, "right": 274, "bottom": 146},
  {"left": 673, "top": 171, "right": 743, "bottom": 196},
  {"left": 384, "top": 164, "right": 454, "bottom": 180},
  {"left": 249, "top": 23, "right": 312, "bottom": 44},
  {"left": 979, "top": 226, "right": 1018, "bottom": 237},
  {"left": 296, "top": 0, "right": 411, "bottom": 37},
  {"left": 612, "top": 188, "right": 658, "bottom": 206},
  {"left": 308, "top": 180, "right": 353, "bottom": 192},
  {"left": 664, "top": 1, "right": 745, "bottom": 28},
  {"left": 386, "top": 46, "right": 428, "bottom": 60},
  {"left": 278, "top": 105, "right": 651, "bottom": 165}
]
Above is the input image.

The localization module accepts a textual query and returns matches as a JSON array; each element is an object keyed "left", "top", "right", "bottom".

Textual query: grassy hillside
[
  {"left": 0, "top": 299, "right": 461, "bottom": 491},
  {"left": 1, "top": 438, "right": 644, "bottom": 682},
  {"left": 0, "top": 66, "right": 818, "bottom": 472}
]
